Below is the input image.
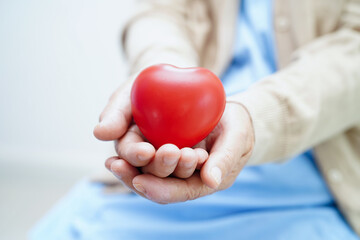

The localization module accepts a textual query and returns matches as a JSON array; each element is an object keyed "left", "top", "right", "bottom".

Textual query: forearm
[
  {"left": 229, "top": 28, "right": 360, "bottom": 165},
  {"left": 121, "top": 0, "right": 207, "bottom": 76}
]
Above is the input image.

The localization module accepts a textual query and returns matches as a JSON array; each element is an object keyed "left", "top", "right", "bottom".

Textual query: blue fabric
[
  {"left": 221, "top": 0, "right": 277, "bottom": 95},
  {"left": 30, "top": 0, "right": 359, "bottom": 239}
]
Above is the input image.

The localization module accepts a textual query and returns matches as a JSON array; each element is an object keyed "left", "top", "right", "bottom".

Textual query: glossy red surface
[{"left": 131, "top": 64, "right": 226, "bottom": 149}]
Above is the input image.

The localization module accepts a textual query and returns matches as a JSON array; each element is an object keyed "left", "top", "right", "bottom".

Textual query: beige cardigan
[{"left": 105, "top": 0, "right": 360, "bottom": 234}]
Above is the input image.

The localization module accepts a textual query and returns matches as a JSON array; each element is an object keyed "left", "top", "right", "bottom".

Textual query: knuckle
[
  {"left": 185, "top": 182, "right": 203, "bottom": 201},
  {"left": 185, "top": 187, "right": 198, "bottom": 201}
]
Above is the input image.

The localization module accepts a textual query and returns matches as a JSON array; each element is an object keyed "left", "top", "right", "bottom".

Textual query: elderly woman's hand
[
  {"left": 104, "top": 102, "right": 254, "bottom": 204},
  {"left": 94, "top": 82, "right": 210, "bottom": 180}
]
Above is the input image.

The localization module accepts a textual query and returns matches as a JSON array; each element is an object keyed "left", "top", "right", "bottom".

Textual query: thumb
[
  {"left": 200, "top": 148, "right": 235, "bottom": 189},
  {"left": 200, "top": 103, "right": 252, "bottom": 189},
  {"left": 93, "top": 83, "right": 133, "bottom": 141}
]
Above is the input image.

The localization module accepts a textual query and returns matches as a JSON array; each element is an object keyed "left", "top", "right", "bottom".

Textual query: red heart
[{"left": 131, "top": 64, "right": 226, "bottom": 149}]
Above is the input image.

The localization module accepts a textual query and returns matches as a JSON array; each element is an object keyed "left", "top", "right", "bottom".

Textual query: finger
[
  {"left": 105, "top": 156, "right": 120, "bottom": 170},
  {"left": 201, "top": 105, "right": 250, "bottom": 189},
  {"left": 110, "top": 159, "right": 146, "bottom": 197},
  {"left": 141, "top": 144, "right": 181, "bottom": 178},
  {"left": 93, "top": 83, "right": 133, "bottom": 141},
  {"left": 194, "top": 148, "right": 208, "bottom": 169},
  {"left": 115, "top": 124, "right": 155, "bottom": 167},
  {"left": 173, "top": 148, "right": 198, "bottom": 178},
  {"left": 132, "top": 172, "right": 214, "bottom": 204}
]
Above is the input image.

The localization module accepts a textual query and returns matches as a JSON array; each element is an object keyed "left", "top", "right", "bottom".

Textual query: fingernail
[
  {"left": 138, "top": 154, "right": 148, "bottom": 162},
  {"left": 183, "top": 160, "right": 194, "bottom": 168},
  {"left": 110, "top": 161, "right": 122, "bottom": 178},
  {"left": 111, "top": 169, "right": 123, "bottom": 180},
  {"left": 211, "top": 167, "right": 222, "bottom": 187},
  {"left": 134, "top": 183, "right": 145, "bottom": 194},
  {"left": 96, "top": 121, "right": 105, "bottom": 129},
  {"left": 163, "top": 156, "right": 178, "bottom": 166},
  {"left": 99, "top": 116, "right": 113, "bottom": 127}
]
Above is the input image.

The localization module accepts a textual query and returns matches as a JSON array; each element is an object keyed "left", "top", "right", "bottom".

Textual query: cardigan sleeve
[
  {"left": 121, "top": 0, "right": 211, "bottom": 77},
  {"left": 230, "top": 6, "right": 360, "bottom": 164}
]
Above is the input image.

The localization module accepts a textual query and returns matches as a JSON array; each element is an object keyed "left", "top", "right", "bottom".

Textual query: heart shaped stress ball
[{"left": 131, "top": 64, "right": 226, "bottom": 149}]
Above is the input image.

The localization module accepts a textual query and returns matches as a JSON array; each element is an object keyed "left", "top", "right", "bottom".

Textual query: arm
[
  {"left": 229, "top": 26, "right": 360, "bottom": 165},
  {"left": 122, "top": 0, "right": 210, "bottom": 75}
]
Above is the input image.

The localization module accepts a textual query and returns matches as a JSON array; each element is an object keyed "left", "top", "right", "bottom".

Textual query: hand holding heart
[{"left": 94, "top": 64, "right": 255, "bottom": 203}]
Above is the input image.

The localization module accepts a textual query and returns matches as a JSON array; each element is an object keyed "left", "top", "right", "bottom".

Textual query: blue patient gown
[{"left": 30, "top": 0, "right": 359, "bottom": 239}]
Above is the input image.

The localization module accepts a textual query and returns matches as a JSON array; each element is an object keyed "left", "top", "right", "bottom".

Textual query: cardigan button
[
  {"left": 275, "top": 16, "right": 290, "bottom": 32},
  {"left": 328, "top": 169, "right": 343, "bottom": 183}
]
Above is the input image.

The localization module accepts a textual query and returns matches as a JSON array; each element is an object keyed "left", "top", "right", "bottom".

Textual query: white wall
[{"left": 0, "top": 1, "right": 135, "bottom": 239}]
